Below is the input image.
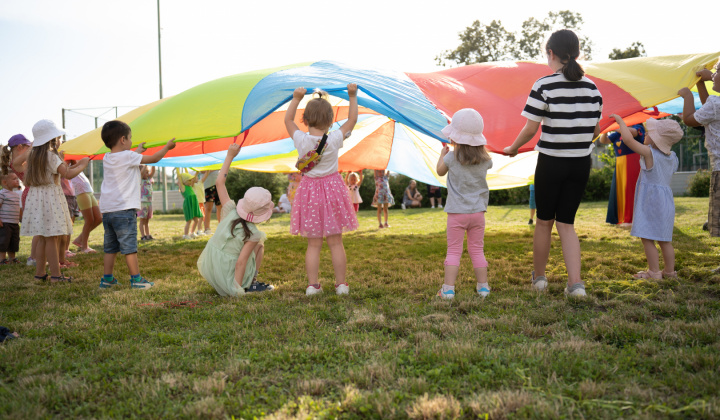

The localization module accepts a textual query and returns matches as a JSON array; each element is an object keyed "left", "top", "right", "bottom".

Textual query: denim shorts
[{"left": 102, "top": 209, "right": 138, "bottom": 254}]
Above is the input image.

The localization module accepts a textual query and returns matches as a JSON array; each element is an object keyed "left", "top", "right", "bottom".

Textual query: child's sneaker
[
  {"left": 0, "top": 259, "right": 9, "bottom": 265},
  {"left": 564, "top": 282, "right": 586, "bottom": 297},
  {"left": 245, "top": 279, "right": 274, "bottom": 292},
  {"left": 477, "top": 287, "right": 491, "bottom": 298},
  {"left": 196, "top": 231, "right": 205, "bottom": 236},
  {"left": 335, "top": 283, "right": 349, "bottom": 295},
  {"left": 131, "top": 277, "right": 154, "bottom": 289},
  {"left": 182, "top": 235, "right": 191, "bottom": 240},
  {"left": 438, "top": 204, "right": 443, "bottom": 208},
  {"left": 26, "top": 257, "right": 36, "bottom": 266},
  {"left": 204, "top": 229, "right": 212, "bottom": 235},
  {"left": 437, "top": 288, "right": 455, "bottom": 299},
  {"left": 531, "top": 271, "right": 548, "bottom": 291},
  {"left": 99, "top": 276, "right": 120, "bottom": 289},
  {"left": 306, "top": 284, "right": 322, "bottom": 296},
  {"left": 401, "top": 203, "right": 406, "bottom": 210}
]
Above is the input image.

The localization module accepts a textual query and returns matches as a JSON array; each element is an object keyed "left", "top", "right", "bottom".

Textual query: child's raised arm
[
  {"left": 437, "top": 143, "right": 450, "bottom": 176},
  {"left": 358, "top": 171, "right": 364, "bottom": 184},
  {"left": 216, "top": 143, "right": 241, "bottom": 208},
  {"left": 284, "top": 87, "right": 306, "bottom": 137},
  {"left": 610, "top": 114, "right": 652, "bottom": 163},
  {"left": 175, "top": 168, "right": 185, "bottom": 193},
  {"left": 58, "top": 157, "right": 90, "bottom": 180},
  {"left": 148, "top": 166, "right": 156, "bottom": 178},
  {"left": 339, "top": 83, "right": 358, "bottom": 138},
  {"left": 141, "top": 138, "right": 176, "bottom": 164},
  {"left": 678, "top": 69, "right": 713, "bottom": 127}
]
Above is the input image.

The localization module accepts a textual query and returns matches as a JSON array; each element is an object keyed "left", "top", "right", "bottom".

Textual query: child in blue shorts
[
  {"left": 98, "top": 120, "right": 175, "bottom": 289},
  {"left": 528, "top": 183, "right": 536, "bottom": 225}
]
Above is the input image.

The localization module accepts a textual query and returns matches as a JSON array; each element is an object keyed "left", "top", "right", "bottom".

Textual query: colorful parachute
[{"left": 61, "top": 53, "right": 719, "bottom": 189}]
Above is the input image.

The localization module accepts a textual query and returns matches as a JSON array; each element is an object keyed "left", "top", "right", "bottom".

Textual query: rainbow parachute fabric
[{"left": 61, "top": 53, "right": 719, "bottom": 189}]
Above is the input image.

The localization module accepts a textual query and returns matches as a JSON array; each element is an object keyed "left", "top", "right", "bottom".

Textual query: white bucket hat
[
  {"left": 32, "top": 119, "right": 65, "bottom": 147},
  {"left": 237, "top": 187, "right": 274, "bottom": 223},
  {"left": 441, "top": 108, "right": 487, "bottom": 146},
  {"left": 645, "top": 118, "right": 683, "bottom": 155}
]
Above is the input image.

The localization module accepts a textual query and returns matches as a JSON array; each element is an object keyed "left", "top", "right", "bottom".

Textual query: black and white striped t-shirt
[{"left": 522, "top": 73, "right": 603, "bottom": 158}]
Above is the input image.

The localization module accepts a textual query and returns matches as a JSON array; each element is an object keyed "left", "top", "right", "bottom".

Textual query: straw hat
[
  {"left": 32, "top": 119, "right": 65, "bottom": 147},
  {"left": 237, "top": 187, "right": 274, "bottom": 223},
  {"left": 441, "top": 108, "right": 487, "bottom": 146},
  {"left": 646, "top": 118, "right": 683, "bottom": 155}
]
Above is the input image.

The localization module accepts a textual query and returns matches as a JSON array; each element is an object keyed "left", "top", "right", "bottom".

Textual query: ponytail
[
  {"left": 0, "top": 145, "right": 11, "bottom": 176},
  {"left": 230, "top": 216, "right": 253, "bottom": 240},
  {"left": 546, "top": 29, "right": 584, "bottom": 81}
]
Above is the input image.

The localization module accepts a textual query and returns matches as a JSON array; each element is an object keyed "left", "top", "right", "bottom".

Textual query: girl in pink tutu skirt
[{"left": 285, "top": 84, "right": 359, "bottom": 296}]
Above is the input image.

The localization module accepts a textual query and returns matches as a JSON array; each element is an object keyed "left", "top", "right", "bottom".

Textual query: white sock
[
  {"left": 442, "top": 284, "right": 455, "bottom": 293},
  {"left": 477, "top": 282, "right": 489, "bottom": 290}
]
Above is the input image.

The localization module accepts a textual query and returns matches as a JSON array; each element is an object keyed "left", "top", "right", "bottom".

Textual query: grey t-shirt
[
  {"left": 203, "top": 171, "right": 219, "bottom": 189},
  {"left": 443, "top": 151, "right": 493, "bottom": 214}
]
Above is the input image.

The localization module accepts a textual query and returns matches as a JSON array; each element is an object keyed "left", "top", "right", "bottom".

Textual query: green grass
[{"left": 1, "top": 198, "right": 719, "bottom": 419}]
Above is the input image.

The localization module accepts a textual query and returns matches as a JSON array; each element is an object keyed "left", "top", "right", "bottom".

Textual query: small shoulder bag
[{"left": 295, "top": 133, "right": 328, "bottom": 173}]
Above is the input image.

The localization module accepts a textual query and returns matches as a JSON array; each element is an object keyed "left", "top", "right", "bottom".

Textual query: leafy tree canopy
[
  {"left": 608, "top": 41, "right": 647, "bottom": 60},
  {"left": 436, "top": 10, "right": 593, "bottom": 66}
]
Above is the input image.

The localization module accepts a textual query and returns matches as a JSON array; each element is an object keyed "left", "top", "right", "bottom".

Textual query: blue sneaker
[
  {"left": 99, "top": 276, "right": 120, "bottom": 289},
  {"left": 477, "top": 287, "right": 491, "bottom": 298},
  {"left": 437, "top": 288, "right": 455, "bottom": 299},
  {"left": 130, "top": 277, "right": 154, "bottom": 289}
]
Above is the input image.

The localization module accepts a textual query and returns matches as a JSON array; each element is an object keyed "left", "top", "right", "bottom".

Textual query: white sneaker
[
  {"left": 564, "top": 283, "right": 587, "bottom": 297},
  {"left": 306, "top": 284, "right": 322, "bottom": 296},
  {"left": 190, "top": 233, "right": 197, "bottom": 239},
  {"left": 182, "top": 235, "right": 190, "bottom": 240},
  {"left": 196, "top": 231, "right": 204, "bottom": 236},
  {"left": 27, "top": 257, "right": 36, "bottom": 266},
  {"left": 438, "top": 204, "right": 443, "bottom": 208},
  {"left": 335, "top": 283, "right": 349, "bottom": 295},
  {"left": 401, "top": 203, "right": 406, "bottom": 210},
  {"left": 204, "top": 229, "right": 212, "bottom": 235},
  {"left": 531, "top": 271, "right": 548, "bottom": 291},
  {"left": 431, "top": 206, "right": 435, "bottom": 209}
]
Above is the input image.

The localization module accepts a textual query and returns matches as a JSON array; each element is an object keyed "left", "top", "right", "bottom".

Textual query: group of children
[{"left": 2, "top": 28, "right": 718, "bottom": 299}]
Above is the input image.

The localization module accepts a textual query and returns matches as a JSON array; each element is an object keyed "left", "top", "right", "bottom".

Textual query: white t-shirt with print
[
  {"left": 693, "top": 95, "right": 720, "bottom": 171},
  {"left": 292, "top": 130, "right": 344, "bottom": 178},
  {"left": 99, "top": 150, "right": 143, "bottom": 213}
]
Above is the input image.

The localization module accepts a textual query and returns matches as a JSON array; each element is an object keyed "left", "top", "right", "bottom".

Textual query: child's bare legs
[
  {"left": 556, "top": 222, "right": 582, "bottom": 286},
  {"left": 254, "top": 243, "right": 264, "bottom": 274},
  {"left": 58, "top": 235, "right": 69, "bottom": 264},
  {"left": 530, "top": 209, "right": 536, "bottom": 221},
  {"left": 641, "top": 238, "right": 661, "bottom": 273},
  {"left": 36, "top": 236, "right": 60, "bottom": 277},
  {"left": 474, "top": 267, "right": 488, "bottom": 284},
  {"left": 143, "top": 219, "right": 151, "bottom": 238},
  {"left": 377, "top": 206, "right": 383, "bottom": 227},
  {"left": 326, "top": 234, "right": 347, "bottom": 285},
  {"left": 444, "top": 265, "right": 459, "bottom": 286},
  {"left": 75, "top": 205, "right": 101, "bottom": 249},
  {"left": 203, "top": 202, "right": 214, "bottom": 230},
  {"left": 306, "top": 237, "right": 323, "bottom": 285},
  {"left": 104, "top": 252, "right": 140, "bottom": 277},
  {"left": 658, "top": 241, "right": 675, "bottom": 274},
  {"left": 184, "top": 220, "right": 192, "bottom": 236},
  {"left": 430, "top": 197, "right": 436, "bottom": 207},
  {"left": 30, "top": 235, "right": 39, "bottom": 260},
  {"left": 138, "top": 218, "right": 146, "bottom": 237},
  {"left": 382, "top": 204, "right": 389, "bottom": 226}
]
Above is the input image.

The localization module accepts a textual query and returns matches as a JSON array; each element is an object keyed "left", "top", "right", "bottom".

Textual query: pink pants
[{"left": 445, "top": 212, "right": 488, "bottom": 268}]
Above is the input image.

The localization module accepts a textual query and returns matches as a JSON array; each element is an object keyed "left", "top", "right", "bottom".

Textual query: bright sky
[{"left": 1, "top": 0, "right": 716, "bottom": 143}]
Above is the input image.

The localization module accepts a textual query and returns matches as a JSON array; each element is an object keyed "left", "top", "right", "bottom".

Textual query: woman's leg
[
  {"left": 556, "top": 222, "right": 582, "bottom": 286},
  {"left": 306, "top": 237, "right": 323, "bottom": 285},
  {"left": 658, "top": 241, "right": 675, "bottom": 274},
  {"left": 326, "top": 234, "right": 347, "bottom": 285}
]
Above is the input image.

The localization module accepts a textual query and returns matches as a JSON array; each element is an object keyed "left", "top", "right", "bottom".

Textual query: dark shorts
[
  {"left": 102, "top": 209, "right": 138, "bottom": 255},
  {"left": 0, "top": 223, "right": 20, "bottom": 253},
  {"left": 205, "top": 185, "right": 220, "bottom": 206},
  {"left": 534, "top": 154, "right": 591, "bottom": 224},
  {"left": 427, "top": 185, "right": 442, "bottom": 198}
]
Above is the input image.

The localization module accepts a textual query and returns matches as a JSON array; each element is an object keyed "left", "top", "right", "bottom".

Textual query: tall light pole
[{"left": 158, "top": 0, "right": 169, "bottom": 211}]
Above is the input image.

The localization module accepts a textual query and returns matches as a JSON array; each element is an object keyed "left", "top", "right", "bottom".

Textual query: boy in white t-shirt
[{"left": 98, "top": 120, "right": 175, "bottom": 289}]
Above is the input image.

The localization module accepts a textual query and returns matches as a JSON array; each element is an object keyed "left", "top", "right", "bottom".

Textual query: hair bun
[{"left": 312, "top": 89, "right": 329, "bottom": 100}]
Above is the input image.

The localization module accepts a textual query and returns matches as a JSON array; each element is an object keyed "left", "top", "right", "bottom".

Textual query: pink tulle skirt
[{"left": 290, "top": 173, "right": 359, "bottom": 238}]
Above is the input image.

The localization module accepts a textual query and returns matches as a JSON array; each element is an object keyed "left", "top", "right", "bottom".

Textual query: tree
[
  {"left": 608, "top": 42, "right": 646, "bottom": 60},
  {"left": 436, "top": 10, "right": 593, "bottom": 66}
]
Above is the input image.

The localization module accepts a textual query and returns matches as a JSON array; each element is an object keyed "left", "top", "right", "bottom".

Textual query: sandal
[
  {"left": 59, "top": 261, "right": 79, "bottom": 268},
  {"left": 0, "top": 259, "right": 8, "bottom": 265},
  {"left": 633, "top": 269, "right": 662, "bottom": 279},
  {"left": 81, "top": 248, "right": 97, "bottom": 254},
  {"left": 384, "top": 223, "right": 390, "bottom": 228},
  {"left": 34, "top": 274, "right": 48, "bottom": 282},
  {"left": 50, "top": 275, "right": 72, "bottom": 283},
  {"left": 378, "top": 224, "right": 384, "bottom": 229},
  {"left": 11, "top": 258, "right": 20, "bottom": 264},
  {"left": 661, "top": 270, "right": 678, "bottom": 279}
]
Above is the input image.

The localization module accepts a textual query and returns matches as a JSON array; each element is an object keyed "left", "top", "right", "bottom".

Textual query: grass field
[{"left": 1, "top": 197, "right": 719, "bottom": 419}]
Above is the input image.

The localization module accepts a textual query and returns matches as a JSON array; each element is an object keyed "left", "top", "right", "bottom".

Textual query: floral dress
[{"left": 372, "top": 170, "right": 395, "bottom": 207}]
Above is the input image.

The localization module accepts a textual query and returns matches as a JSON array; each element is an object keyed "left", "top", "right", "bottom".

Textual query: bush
[
  {"left": 226, "top": 169, "right": 286, "bottom": 203},
  {"left": 583, "top": 165, "right": 613, "bottom": 202},
  {"left": 687, "top": 169, "right": 711, "bottom": 197}
]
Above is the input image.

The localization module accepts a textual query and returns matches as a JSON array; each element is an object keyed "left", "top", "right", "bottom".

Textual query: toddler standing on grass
[
  {"left": 138, "top": 164, "right": 155, "bottom": 241},
  {"left": 345, "top": 171, "right": 364, "bottom": 213},
  {"left": 197, "top": 144, "right": 275, "bottom": 295},
  {"left": 285, "top": 84, "right": 359, "bottom": 295},
  {"left": 98, "top": 120, "right": 175, "bottom": 289},
  {"left": 0, "top": 173, "right": 22, "bottom": 264},
  {"left": 436, "top": 109, "right": 494, "bottom": 299},
  {"left": 611, "top": 115, "right": 683, "bottom": 279},
  {"left": 373, "top": 169, "right": 394, "bottom": 228},
  {"left": 177, "top": 171, "right": 203, "bottom": 240}
]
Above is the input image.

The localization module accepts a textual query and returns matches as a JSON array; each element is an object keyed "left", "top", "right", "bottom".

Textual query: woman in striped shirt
[{"left": 503, "top": 29, "right": 602, "bottom": 297}]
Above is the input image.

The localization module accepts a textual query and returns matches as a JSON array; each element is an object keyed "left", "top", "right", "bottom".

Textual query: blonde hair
[
  {"left": 454, "top": 143, "right": 491, "bottom": 165},
  {"left": 348, "top": 172, "right": 359, "bottom": 183},
  {"left": 24, "top": 138, "right": 61, "bottom": 187},
  {"left": 302, "top": 90, "right": 334, "bottom": 131}
]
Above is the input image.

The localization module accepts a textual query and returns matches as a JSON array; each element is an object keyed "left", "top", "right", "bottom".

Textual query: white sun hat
[
  {"left": 441, "top": 108, "right": 487, "bottom": 146},
  {"left": 32, "top": 119, "right": 65, "bottom": 147}
]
